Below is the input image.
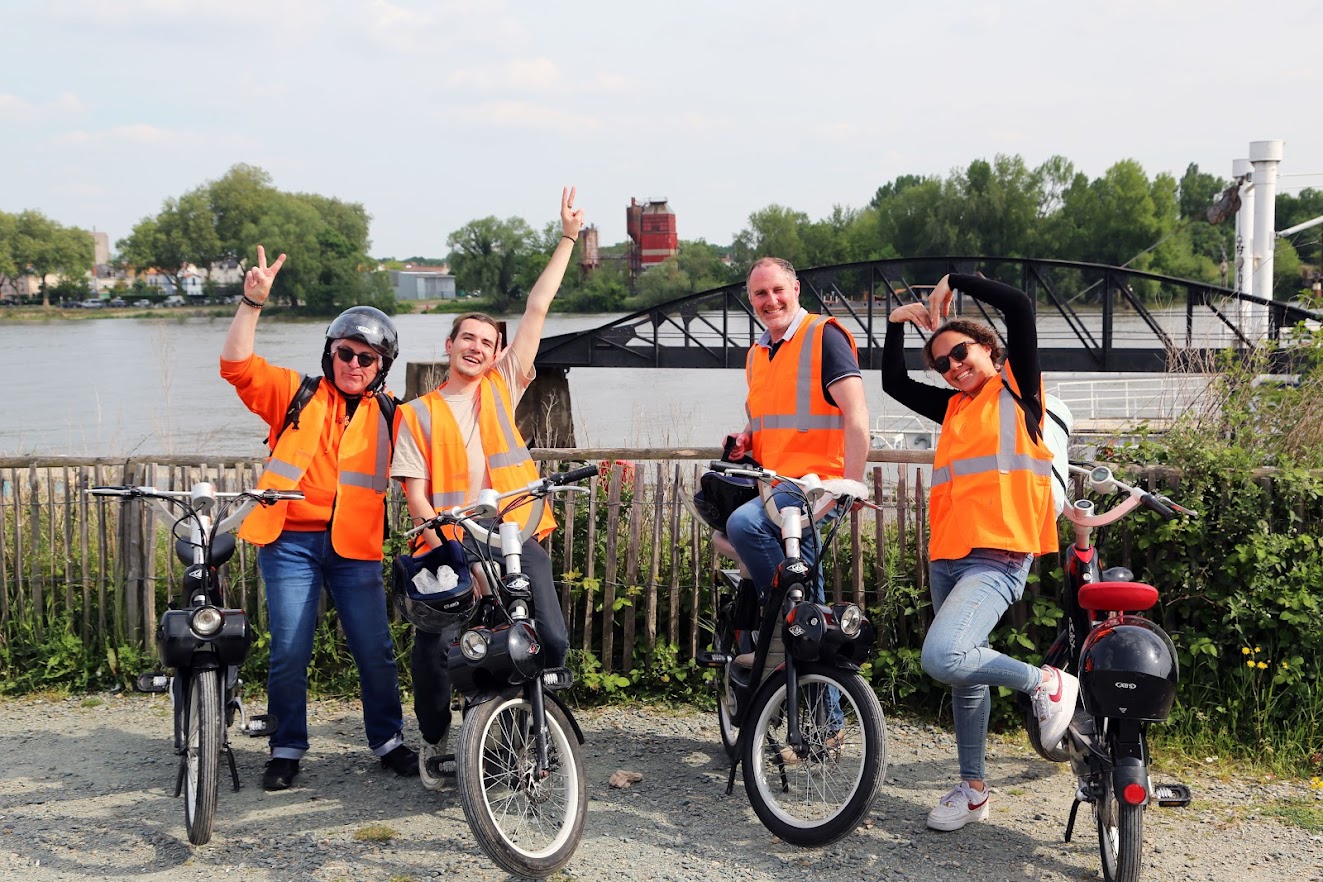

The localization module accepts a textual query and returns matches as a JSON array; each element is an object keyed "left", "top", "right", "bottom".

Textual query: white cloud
[
  {"left": 0, "top": 91, "right": 86, "bottom": 123},
  {"left": 452, "top": 101, "right": 603, "bottom": 135},
  {"left": 446, "top": 59, "right": 635, "bottom": 95}
]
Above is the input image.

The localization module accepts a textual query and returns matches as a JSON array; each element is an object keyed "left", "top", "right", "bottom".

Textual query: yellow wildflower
[
  {"left": 1246, "top": 660, "right": 1256, "bottom": 668},
  {"left": 1241, "top": 647, "right": 1251, "bottom": 656},
  {"left": 1256, "top": 661, "right": 1268, "bottom": 670},
  {"left": 1254, "top": 646, "right": 1262, "bottom": 654}
]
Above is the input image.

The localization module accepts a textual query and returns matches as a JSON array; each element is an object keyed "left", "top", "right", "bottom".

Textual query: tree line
[{"left": 6, "top": 156, "right": 1322, "bottom": 315}]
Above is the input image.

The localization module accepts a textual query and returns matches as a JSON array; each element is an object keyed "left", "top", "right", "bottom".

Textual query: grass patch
[
  {"left": 79, "top": 697, "right": 104, "bottom": 708},
  {"left": 1264, "top": 798, "right": 1323, "bottom": 833},
  {"left": 353, "top": 824, "right": 399, "bottom": 842}
]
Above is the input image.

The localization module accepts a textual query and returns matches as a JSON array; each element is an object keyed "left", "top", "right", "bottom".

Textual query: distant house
[{"left": 389, "top": 267, "right": 456, "bottom": 301}]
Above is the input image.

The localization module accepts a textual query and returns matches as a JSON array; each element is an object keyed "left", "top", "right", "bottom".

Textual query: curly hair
[{"left": 922, "top": 319, "right": 1005, "bottom": 371}]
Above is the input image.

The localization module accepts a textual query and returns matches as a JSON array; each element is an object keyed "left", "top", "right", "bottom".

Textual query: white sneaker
[
  {"left": 419, "top": 741, "right": 445, "bottom": 791},
  {"left": 1032, "top": 665, "right": 1080, "bottom": 750},
  {"left": 926, "top": 781, "right": 991, "bottom": 831}
]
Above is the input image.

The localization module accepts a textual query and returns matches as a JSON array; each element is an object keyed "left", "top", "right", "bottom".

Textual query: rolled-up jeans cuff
[{"left": 371, "top": 731, "right": 404, "bottom": 757}]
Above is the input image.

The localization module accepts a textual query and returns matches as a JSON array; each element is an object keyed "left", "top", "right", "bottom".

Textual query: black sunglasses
[
  {"left": 334, "top": 346, "right": 378, "bottom": 368},
  {"left": 932, "top": 341, "right": 973, "bottom": 374}
]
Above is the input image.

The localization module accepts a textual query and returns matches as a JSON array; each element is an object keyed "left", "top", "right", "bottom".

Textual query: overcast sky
[{"left": 3, "top": 0, "right": 1321, "bottom": 259}]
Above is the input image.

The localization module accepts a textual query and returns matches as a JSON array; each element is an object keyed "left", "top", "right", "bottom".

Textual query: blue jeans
[
  {"left": 724, "top": 490, "right": 839, "bottom": 605},
  {"left": 922, "top": 548, "right": 1043, "bottom": 783},
  {"left": 725, "top": 489, "right": 843, "bottom": 728},
  {"left": 258, "top": 530, "right": 405, "bottom": 760}
]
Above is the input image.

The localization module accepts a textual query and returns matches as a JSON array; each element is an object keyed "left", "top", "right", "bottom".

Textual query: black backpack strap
[
  {"left": 375, "top": 391, "right": 402, "bottom": 458},
  {"left": 270, "top": 374, "right": 322, "bottom": 453}
]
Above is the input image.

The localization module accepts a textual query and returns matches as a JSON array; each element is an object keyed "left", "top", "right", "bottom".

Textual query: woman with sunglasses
[
  {"left": 220, "top": 248, "right": 419, "bottom": 792},
  {"left": 882, "top": 273, "right": 1078, "bottom": 833}
]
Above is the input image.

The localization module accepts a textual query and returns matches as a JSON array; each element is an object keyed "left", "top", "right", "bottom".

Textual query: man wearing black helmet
[{"left": 221, "top": 245, "right": 417, "bottom": 791}]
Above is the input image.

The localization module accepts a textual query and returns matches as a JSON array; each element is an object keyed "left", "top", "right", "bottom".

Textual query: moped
[
  {"left": 90, "top": 482, "right": 301, "bottom": 845},
  {"left": 398, "top": 466, "right": 597, "bottom": 878},
  {"left": 696, "top": 461, "right": 886, "bottom": 846},
  {"left": 1024, "top": 463, "right": 1196, "bottom": 882}
]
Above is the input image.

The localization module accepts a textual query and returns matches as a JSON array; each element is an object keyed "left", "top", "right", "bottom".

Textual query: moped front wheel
[
  {"left": 456, "top": 691, "right": 587, "bottom": 877},
  {"left": 183, "top": 668, "right": 222, "bottom": 845},
  {"left": 741, "top": 663, "right": 886, "bottom": 846},
  {"left": 1096, "top": 775, "right": 1144, "bottom": 882}
]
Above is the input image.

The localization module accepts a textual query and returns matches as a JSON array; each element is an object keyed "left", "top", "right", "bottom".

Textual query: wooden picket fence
[{"left": 0, "top": 450, "right": 935, "bottom": 675}]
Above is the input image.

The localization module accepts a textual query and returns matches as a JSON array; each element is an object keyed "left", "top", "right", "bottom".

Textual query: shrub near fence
[
  {"left": 0, "top": 451, "right": 932, "bottom": 698},
  {"left": 2, "top": 450, "right": 1320, "bottom": 773}
]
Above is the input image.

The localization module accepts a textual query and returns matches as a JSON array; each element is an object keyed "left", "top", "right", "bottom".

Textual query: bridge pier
[{"left": 404, "top": 360, "right": 576, "bottom": 448}]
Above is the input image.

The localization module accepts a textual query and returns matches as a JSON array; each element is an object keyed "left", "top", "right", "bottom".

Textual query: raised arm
[
  {"left": 507, "top": 187, "right": 585, "bottom": 370},
  {"left": 882, "top": 302, "right": 956, "bottom": 423},
  {"left": 221, "top": 245, "right": 286, "bottom": 362},
  {"left": 929, "top": 273, "right": 1040, "bottom": 403}
]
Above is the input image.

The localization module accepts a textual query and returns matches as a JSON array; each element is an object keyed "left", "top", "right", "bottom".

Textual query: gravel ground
[{"left": 1, "top": 693, "right": 1320, "bottom": 882}]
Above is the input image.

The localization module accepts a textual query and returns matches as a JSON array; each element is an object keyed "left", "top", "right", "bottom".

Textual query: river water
[{"left": 1, "top": 311, "right": 1209, "bottom": 457}]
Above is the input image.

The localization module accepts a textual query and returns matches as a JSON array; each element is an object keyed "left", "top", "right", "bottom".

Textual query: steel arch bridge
[{"left": 536, "top": 257, "right": 1322, "bottom": 374}]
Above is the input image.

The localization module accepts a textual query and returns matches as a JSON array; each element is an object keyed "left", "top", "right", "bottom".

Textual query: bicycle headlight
[
  {"left": 838, "top": 603, "right": 864, "bottom": 637},
  {"left": 190, "top": 606, "right": 224, "bottom": 637},
  {"left": 460, "top": 629, "right": 489, "bottom": 661}
]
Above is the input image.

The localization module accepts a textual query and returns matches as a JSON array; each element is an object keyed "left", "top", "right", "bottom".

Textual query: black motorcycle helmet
[
  {"left": 392, "top": 539, "right": 476, "bottom": 635},
  {"left": 693, "top": 470, "right": 759, "bottom": 533},
  {"left": 322, "top": 306, "right": 400, "bottom": 394}
]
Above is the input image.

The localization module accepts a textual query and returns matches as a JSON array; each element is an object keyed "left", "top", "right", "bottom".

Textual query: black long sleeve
[
  {"left": 881, "top": 318, "right": 954, "bottom": 423},
  {"left": 947, "top": 274, "right": 1041, "bottom": 408},
  {"left": 880, "top": 273, "right": 1043, "bottom": 427}
]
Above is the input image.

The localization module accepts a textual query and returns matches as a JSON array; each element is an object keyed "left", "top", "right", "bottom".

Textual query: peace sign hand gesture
[
  {"left": 560, "top": 186, "right": 584, "bottom": 240},
  {"left": 244, "top": 245, "right": 287, "bottom": 306}
]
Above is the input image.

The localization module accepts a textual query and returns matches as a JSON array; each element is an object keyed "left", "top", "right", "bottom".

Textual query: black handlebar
[
  {"left": 548, "top": 465, "right": 599, "bottom": 486},
  {"left": 1140, "top": 493, "right": 1177, "bottom": 520}
]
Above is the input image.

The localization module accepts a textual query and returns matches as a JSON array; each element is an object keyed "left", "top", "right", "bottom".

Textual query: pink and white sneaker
[
  {"left": 926, "top": 781, "right": 991, "bottom": 831},
  {"left": 1032, "top": 665, "right": 1081, "bottom": 750}
]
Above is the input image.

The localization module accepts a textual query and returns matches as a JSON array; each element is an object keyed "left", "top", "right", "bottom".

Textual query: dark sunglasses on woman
[{"left": 933, "top": 341, "right": 972, "bottom": 374}]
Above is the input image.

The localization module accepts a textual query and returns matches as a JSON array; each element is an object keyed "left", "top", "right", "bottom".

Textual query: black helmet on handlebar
[
  {"left": 693, "top": 470, "right": 759, "bottom": 533},
  {"left": 391, "top": 540, "right": 475, "bottom": 634},
  {"left": 322, "top": 306, "right": 400, "bottom": 393}
]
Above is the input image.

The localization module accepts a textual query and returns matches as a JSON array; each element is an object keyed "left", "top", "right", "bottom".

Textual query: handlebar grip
[
  {"left": 89, "top": 486, "right": 133, "bottom": 496},
  {"left": 1140, "top": 493, "right": 1177, "bottom": 520},
  {"left": 548, "top": 465, "right": 599, "bottom": 486}
]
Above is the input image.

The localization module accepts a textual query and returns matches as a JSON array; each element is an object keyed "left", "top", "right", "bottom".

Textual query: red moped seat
[{"left": 1077, "top": 581, "right": 1159, "bottom": 613}]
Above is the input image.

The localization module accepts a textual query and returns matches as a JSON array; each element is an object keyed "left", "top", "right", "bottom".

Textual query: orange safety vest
[
  {"left": 746, "top": 314, "right": 856, "bottom": 480},
  {"left": 398, "top": 372, "right": 556, "bottom": 542},
  {"left": 928, "top": 364, "right": 1057, "bottom": 561},
  {"left": 240, "top": 382, "right": 395, "bottom": 561}
]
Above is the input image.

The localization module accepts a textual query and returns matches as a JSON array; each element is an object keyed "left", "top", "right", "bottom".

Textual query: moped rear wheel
[
  {"left": 183, "top": 668, "right": 221, "bottom": 845},
  {"left": 1096, "top": 776, "right": 1143, "bottom": 882},
  {"left": 741, "top": 663, "right": 886, "bottom": 846},
  {"left": 457, "top": 691, "right": 587, "bottom": 877}
]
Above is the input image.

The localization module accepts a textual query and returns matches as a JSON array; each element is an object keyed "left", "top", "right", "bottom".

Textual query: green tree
[
  {"left": 731, "top": 204, "right": 810, "bottom": 269},
  {"left": 447, "top": 216, "right": 538, "bottom": 313},
  {"left": 116, "top": 188, "right": 221, "bottom": 297},
  {"left": 13, "top": 211, "right": 94, "bottom": 307},
  {"left": 0, "top": 211, "right": 19, "bottom": 295}
]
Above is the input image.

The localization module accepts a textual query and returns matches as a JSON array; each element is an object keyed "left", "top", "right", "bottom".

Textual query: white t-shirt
[{"left": 390, "top": 349, "right": 533, "bottom": 500}]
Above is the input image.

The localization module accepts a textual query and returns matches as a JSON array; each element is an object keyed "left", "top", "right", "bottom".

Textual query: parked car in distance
[
  {"left": 108, "top": 298, "right": 129, "bottom": 308},
  {"left": 163, "top": 295, "right": 187, "bottom": 307},
  {"left": 80, "top": 299, "right": 104, "bottom": 309},
  {"left": 133, "top": 298, "right": 154, "bottom": 308}
]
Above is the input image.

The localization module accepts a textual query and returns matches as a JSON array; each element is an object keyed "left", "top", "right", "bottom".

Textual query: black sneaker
[
  {"left": 381, "top": 744, "right": 420, "bottom": 777},
  {"left": 262, "top": 757, "right": 299, "bottom": 791}
]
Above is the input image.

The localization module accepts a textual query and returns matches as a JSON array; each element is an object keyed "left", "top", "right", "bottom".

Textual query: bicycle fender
[{"left": 546, "top": 689, "right": 586, "bottom": 745}]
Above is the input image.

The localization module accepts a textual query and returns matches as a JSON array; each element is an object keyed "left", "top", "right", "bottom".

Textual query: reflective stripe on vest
[
  {"left": 932, "top": 379, "right": 1054, "bottom": 487},
  {"left": 241, "top": 383, "right": 393, "bottom": 560},
  {"left": 928, "top": 364, "right": 1056, "bottom": 560},
  {"left": 400, "top": 372, "right": 555, "bottom": 539},
  {"left": 747, "top": 316, "right": 845, "bottom": 434}
]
